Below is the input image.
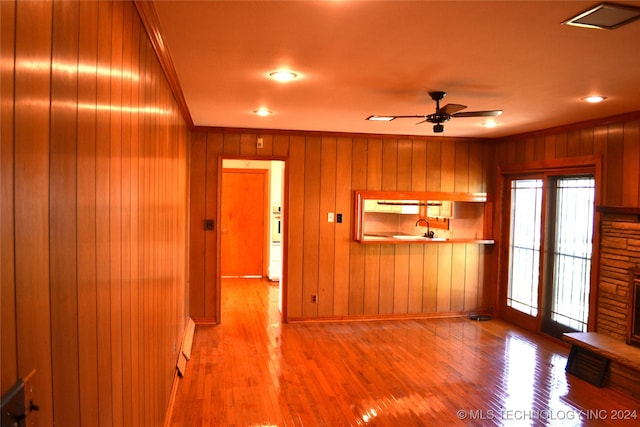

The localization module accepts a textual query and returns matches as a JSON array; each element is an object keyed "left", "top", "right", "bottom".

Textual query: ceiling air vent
[{"left": 562, "top": 2, "right": 640, "bottom": 29}]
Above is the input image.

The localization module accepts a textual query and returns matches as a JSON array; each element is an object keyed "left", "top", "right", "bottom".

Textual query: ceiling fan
[{"left": 367, "top": 91, "right": 503, "bottom": 133}]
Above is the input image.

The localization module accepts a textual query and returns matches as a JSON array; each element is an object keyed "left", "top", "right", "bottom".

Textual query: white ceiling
[{"left": 153, "top": 0, "right": 640, "bottom": 138}]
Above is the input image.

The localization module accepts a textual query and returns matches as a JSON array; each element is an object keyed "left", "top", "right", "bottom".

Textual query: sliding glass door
[
  {"left": 544, "top": 176, "right": 595, "bottom": 336},
  {"left": 505, "top": 174, "right": 595, "bottom": 337}
]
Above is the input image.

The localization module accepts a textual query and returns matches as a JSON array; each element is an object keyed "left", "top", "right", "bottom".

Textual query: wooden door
[{"left": 221, "top": 169, "right": 266, "bottom": 277}]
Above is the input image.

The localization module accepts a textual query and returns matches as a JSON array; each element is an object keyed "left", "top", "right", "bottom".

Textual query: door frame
[
  {"left": 497, "top": 155, "right": 602, "bottom": 333},
  {"left": 215, "top": 155, "right": 289, "bottom": 323}
]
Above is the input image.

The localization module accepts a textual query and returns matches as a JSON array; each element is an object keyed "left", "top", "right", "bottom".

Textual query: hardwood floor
[{"left": 169, "top": 279, "right": 640, "bottom": 426}]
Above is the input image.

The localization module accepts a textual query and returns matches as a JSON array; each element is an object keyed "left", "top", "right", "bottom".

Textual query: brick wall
[{"left": 597, "top": 212, "right": 640, "bottom": 340}]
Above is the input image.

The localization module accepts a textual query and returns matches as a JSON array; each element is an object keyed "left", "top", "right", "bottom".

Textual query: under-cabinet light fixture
[{"left": 562, "top": 2, "right": 640, "bottom": 29}]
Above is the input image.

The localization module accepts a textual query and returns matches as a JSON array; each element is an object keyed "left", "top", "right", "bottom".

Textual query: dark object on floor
[{"left": 469, "top": 313, "right": 492, "bottom": 321}]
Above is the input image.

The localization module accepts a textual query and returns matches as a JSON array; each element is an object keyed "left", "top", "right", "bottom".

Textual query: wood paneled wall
[
  {"left": 189, "top": 130, "right": 496, "bottom": 321},
  {"left": 1, "top": 1, "right": 189, "bottom": 426},
  {"left": 494, "top": 114, "right": 640, "bottom": 207}
]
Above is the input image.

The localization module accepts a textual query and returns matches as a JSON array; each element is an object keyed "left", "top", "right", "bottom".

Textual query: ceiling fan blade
[
  {"left": 452, "top": 110, "right": 503, "bottom": 118},
  {"left": 366, "top": 115, "right": 426, "bottom": 121},
  {"left": 438, "top": 103, "right": 467, "bottom": 115},
  {"left": 390, "top": 115, "right": 427, "bottom": 119}
]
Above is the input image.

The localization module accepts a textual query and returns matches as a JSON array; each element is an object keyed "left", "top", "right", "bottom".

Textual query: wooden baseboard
[
  {"left": 163, "top": 368, "right": 180, "bottom": 427},
  {"left": 182, "top": 318, "right": 196, "bottom": 360},
  {"left": 163, "top": 317, "right": 196, "bottom": 427},
  {"left": 287, "top": 311, "right": 470, "bottom": 323},
  {"left": 191, "top": 317, "right": 218, "bottom": 325}
]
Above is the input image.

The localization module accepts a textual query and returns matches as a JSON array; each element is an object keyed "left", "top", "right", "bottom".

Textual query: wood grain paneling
[
  {"left": 397, "top": 139, "right": 412, "bottom": 191},
  {"left": 0, "top": 0, "right": 17, "bottom": 399},
  {"left": 2, "top": 1, "right": 189, "bottom": 426},
  {"left": 204, "top": 132, "right": 222, "bottom": 319},
  {"left": 127, "top": 11, "right": 142, "bottom": 424},
  {"left": 120, "top": 5, "right": 134, "bottom": 425},
  {"left": 190, "top": 131, "right": 496, "bottom": 322},
  {"left": 348, "top": 138, "right": 368, "bottom": 315},
  {"left": 379, "top": 139, "right": 398, "bottom": 314},
  {"left": 50, "top": 0, "right": 81, "bottom": 421},
  {"left": 318, "top": 137, "right": 337, "bottom": 317},
  {"left": 454, "top": 140, "right": 469, "bottom": 192},
  {"left": 288, "top": 136, "right": 305, "bottom": 318},
  {"left": 496, "top": 114, "right": 640, "bottom": 208},
  {"left": 411, "top": 140, "right": 427, "bottom": 192},
  {"left": 13, "top": 2, "right": 54, "bottom": 424},
  {"left": 302, "top": 137, "right": 321, "bottom": 317},
  {"left": 426, "top": 139, "right": 442, "bottom": 191},
  {"left": 109, "top": 3, "right": 125, "bottom": 424},
  {"left": 468, "top": 141, "right": 483, "bottom": 193},
  {"left": 606, "top": 123, "right": 625, "bottom": 206},
  {"left": 622, "top": 120, "right": 640, "bottom": 206},
  {"left": 188, "top": 132, "right": 207, "bottom": 318},
  {"left": 333, "top": 137, "right": 352, "bottom": 316},
  {"left": 96, "top": 2, "right": 114, "bottom": 423},
  {"left": 76, "top": 2, "right": 100, "bottom": 423}
]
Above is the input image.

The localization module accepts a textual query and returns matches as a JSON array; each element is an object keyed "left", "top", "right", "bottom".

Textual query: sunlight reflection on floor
[{"left": 172, "top": 279, "right": 640, "bottom": 426}]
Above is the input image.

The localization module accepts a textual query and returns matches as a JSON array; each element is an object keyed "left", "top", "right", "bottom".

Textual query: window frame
[{"left": 506, "top": 177, "right": 544, "bottom": 317}]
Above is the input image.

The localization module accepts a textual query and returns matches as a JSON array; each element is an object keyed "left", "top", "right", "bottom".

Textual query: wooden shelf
[{"left": 360, "top": 235, "right": 494, "bottom": 245}]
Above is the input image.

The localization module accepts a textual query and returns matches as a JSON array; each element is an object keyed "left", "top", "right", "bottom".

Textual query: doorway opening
[{"left": 220, "top": 159, "right": 285, "bottom": 320}]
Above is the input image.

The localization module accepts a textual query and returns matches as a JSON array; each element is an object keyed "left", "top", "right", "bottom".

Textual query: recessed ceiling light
[
  {"left": 563, "top": 2, "right": 640, "bottom": 30},
  {"left": 582, "top": 95, "right": 607, "bottom": 103},
  {"left": 268, "top": 71, "right": 298, "bottom": 82},
  {"left": 481, "top": 121, "right": 497, "bottom": 128},
  {"left": 366, "top": 115, "right": 395, "bottom": 121},
  {"left": 254, "top": 108, "right": 272, "bottom": 117}
]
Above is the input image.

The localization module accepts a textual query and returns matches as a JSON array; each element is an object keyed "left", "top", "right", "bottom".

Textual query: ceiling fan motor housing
[
  {"left": 427, "top": 113, "right": 451, "bottom": 124},
  {"left": 429, "top": 91, "right": 446, "bottom": 102}
]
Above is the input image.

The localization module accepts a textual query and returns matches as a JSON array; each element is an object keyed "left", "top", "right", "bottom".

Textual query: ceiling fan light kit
[{"left": 367, "top": 90, "right": 503, "bottom": 134}]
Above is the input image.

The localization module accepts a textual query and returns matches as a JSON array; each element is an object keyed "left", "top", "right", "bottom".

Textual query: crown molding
[{"left": 133, "top": 0, "right": 194, "bottom": 127}]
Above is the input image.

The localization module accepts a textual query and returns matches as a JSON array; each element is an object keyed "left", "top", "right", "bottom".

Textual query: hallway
[{"left": 169, "top": 279, "right": 639, "bottom": 426}]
